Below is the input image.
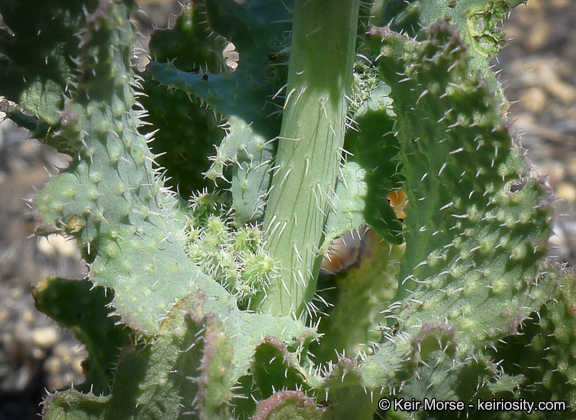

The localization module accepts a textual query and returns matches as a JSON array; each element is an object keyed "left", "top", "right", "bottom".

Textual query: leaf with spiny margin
[
  {"left": 488, "top": 263, "right": 576, "bottom": 409},
  {"left": 178, "top": 289, "right": 316, "bottom": 419},
  {"left": 206, "top": 116, "right": 274, "bottom": 226},
  {"left": 363, "top": 332, "right": 505, "bottom": 419},
  {"left": 370, "top": 0, "right": 527, "bottom": 103},
  {"left": 369, "top": 21, "right": 553, "bottom": 352},
  {"left": 252, "top": 338, "right": 309, "bottom": 399},
  {"left": 214, "top": 311, "right": 316, "bottom": 396},
  {"left": 343, "top": 78, "right": 404, "bottom": 245},
  {"left": 139, "top": 0, "right": 226, "bottom": 194},
  {"left": 42, "top": 293, "right": 209, "bottom": 419},
  {"left": 312, "top": 358, "right": 380, "bottom": 420},
  {"left": 146, "top": 0, "right": 292, "bottom": 222},
  {"left": 389, "top": 366, "right": 527, "bottom": 419},
  {"left": 194, "top": 314, "right": 235, "bottom": 419},
  {"left": 147, "top": 0, "right": 292, "bottom": 138},
  {"left": 319, "top": 162, "right": 367, "bottom": 254},
  {"left": 397, "top": 351, "right": 460, "bottom": 407},
  {"left": 383, "top": 352, "right": 467, "bottom": 420},
  {"left": 359, "top": 339, "right": 412, "bottom": 390},
  {"left": 42, "top": 289, "right": 315, "bottom": 419},
  {"left": 230, "top": 337, "right": 310, "bottom": 417},
  {"left": 323, "top": 68, "right": 403, "bottom": 250},
  {"left": 252, "top": 391, "right": 330, "bottom": 420},
  {"left": 0, "top": 0, "right": 91, "bottom": 143},
  {"left": 34, "top": 0, "right": 209, "bottom": 336},
  {"left": 384, "top": 322, "right": 464, "bottom": 416},
  {"left": 32, "top": 277, "right": 131, "bottom": 395}
]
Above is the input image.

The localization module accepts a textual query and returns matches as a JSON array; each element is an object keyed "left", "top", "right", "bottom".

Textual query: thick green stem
[{"left": 259, "top": 0, "right": 360, "bottom": 318}]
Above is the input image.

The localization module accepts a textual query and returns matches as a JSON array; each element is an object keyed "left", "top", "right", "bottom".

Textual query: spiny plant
[{"left": 0, "top": 0, "right": 575, "bottom": 418}]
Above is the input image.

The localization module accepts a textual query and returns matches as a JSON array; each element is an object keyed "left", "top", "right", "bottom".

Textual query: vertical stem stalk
[{"left": 259, "top": 0, "right": 360, "bottom": 317}]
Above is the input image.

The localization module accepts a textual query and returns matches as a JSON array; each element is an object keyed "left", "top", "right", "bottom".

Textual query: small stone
[
  {"left": 0, "top": 308, "right": 9, "bottom": 324},
  {"left": 44, "top": 356, "right": 62, "bottom": 375},
  {"left": 526, "top": 22, "right": 551, "bottom": 52},
  {"left": 556, "top": 182, "right": 576, "bottom": 203},
  {"left": 32, "top": 327, "right": 59, "bottom": 348},
  {"left": 36, "top": 234, "right": 81, "bottom": 258},
  {"left": 520, "top": 88, "right": 547, "bottom": 113},
  {"left": 32, "top": 347, "right": 46, "bottom": 359},
  {"left": 22, "top": 310, "right": 35, "bottom": 324},
  {"left": 565, "top": 153, "right": 576, "bottom": 179}
]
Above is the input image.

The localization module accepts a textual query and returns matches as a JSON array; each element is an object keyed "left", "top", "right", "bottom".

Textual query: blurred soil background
[{"left": 1, "top": 0, "right": 575, "bottom": 418}]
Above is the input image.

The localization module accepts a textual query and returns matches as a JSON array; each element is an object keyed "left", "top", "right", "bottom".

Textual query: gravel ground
[{"left": 1, "top": 0, "right": 575, "bottom": 418}]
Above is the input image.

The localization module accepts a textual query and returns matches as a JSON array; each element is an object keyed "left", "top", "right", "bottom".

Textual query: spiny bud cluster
[{"left": 185, "top": 191, "right": 279, "bottom": 308}]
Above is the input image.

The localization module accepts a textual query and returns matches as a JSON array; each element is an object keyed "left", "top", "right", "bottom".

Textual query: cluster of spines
[{"left": 185, "top": 191, "right": 280, "bottom": 308}]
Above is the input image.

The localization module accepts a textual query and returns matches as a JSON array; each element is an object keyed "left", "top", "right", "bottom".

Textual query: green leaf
[{"left": 371, "top": 21, "right": 553, "bottom": 350}]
